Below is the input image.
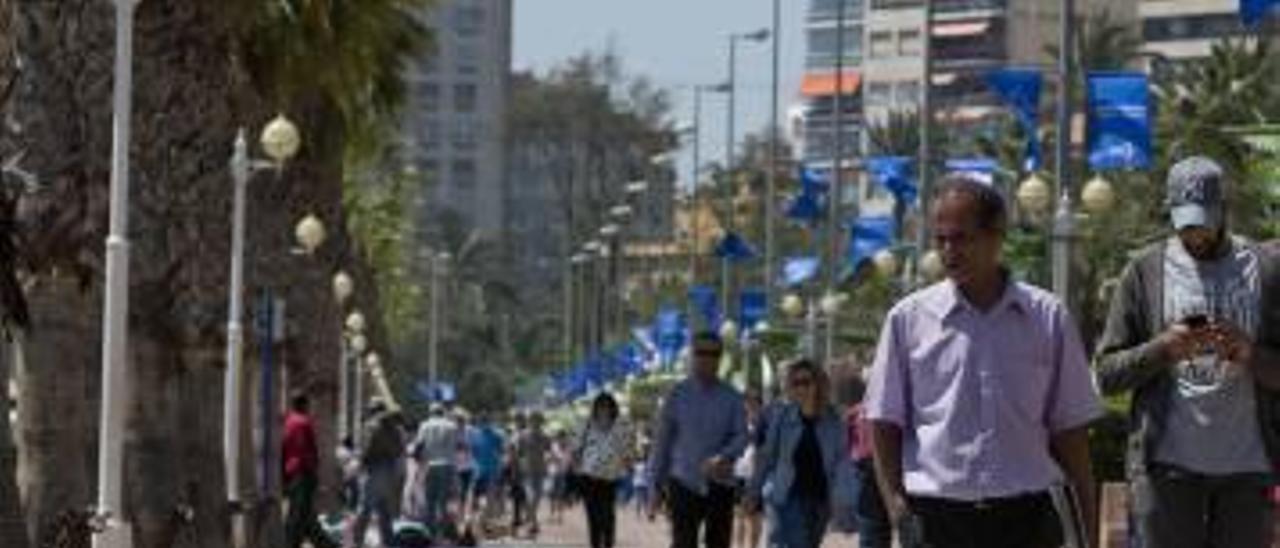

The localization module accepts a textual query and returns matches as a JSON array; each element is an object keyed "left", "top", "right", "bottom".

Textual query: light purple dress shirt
[{"left": 864, "top": 279, "right": 1103, "bottom": 501}]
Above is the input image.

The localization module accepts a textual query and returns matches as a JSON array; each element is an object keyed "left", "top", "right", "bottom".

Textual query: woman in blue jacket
[{"left": 748, "top": 359, "right": 852, "bottom": 548}]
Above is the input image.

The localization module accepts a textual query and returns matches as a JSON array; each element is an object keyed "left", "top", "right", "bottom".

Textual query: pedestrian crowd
[{"left": 280, "top": 156, "right": 1280, "bottom": 548}]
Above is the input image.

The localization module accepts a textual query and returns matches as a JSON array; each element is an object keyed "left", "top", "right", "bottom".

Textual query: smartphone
[{"left": 1183, "top": 314, "right": 1210, "bottom": 329}]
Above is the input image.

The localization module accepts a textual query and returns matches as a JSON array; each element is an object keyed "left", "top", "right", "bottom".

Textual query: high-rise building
[{"left": 403, "top": 0, "right": 513, "bottom": 238}]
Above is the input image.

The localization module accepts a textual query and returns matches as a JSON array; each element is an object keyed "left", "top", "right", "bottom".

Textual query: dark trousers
[
  {"left": 668, "top": 480, "right": 735, "bottom": 548},
  {"left": 1135, "top": 465, "right": 1274, "bottom": 548},
  {"left": 285, "top": 472, "right": 336, "bottom": 548},
  {"left": 907, "top": 492, "right": 1062, "bottom": 548},
  {"left": 582, "top": 477, "right": 618, "bottom": 548},
  {"left": 855, "top": 459, "right": 892, "bottom": 548}
]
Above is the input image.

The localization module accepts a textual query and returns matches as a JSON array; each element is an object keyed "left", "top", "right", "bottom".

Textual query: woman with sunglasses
[{"left": 747, "top": 359, "right": 852, "bottom": 548}]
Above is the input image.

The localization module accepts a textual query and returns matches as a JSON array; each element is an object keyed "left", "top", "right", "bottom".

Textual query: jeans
[
  {"left": 525, "top": 473, "right": 546, "bottom": 526},
  {"left": 767, "top": 495, "right": 830, "bottom": 548},
  {"left": 668, "top": 480, "right": 735, "bottom": 548},
  {"left": 854, "top": 459, "right": 891, "bottom": 548},
  {"left": 1135, "top": 464, "right": 1274, "bottom": 548},
  {"left": 353, "top": 464, "right": 399, "bottom": 548},
  {"left": 423, "top": 464, "right": 455, "bottom": 529},
  {"left": 582, "top": 477, "right": 618, "bottom": 548},
  {"left": 285, "top": 472, "right": 337, "bottom": 548}
]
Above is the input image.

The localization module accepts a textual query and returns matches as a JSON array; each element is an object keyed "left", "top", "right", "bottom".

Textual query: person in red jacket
[{"left": 283, "top": 390, "right": 337, "bottom": 548}]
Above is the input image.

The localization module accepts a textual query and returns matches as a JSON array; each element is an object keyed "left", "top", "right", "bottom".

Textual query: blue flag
[
  {"left": 738, "top": 289, "right": 768, "bottom": 333},
  {"left": 652, "top": 308, "right": 687, "bottom": 363},
  {"left": 985, "top": 68, "right": 1043, "bottom": 171},
  {"left": 786, "top": 190, "right": 825, "bottom": 223},
  {"left": 688, "top": 285, "right": 721, "bottom": 328},
  {"left": 1242, "top": 0, "right": 1280, "bottom": 25},
  {"left": 715, "top": 232, "right": 758, "bottom": 262},
  {"left": 945, "top": 157, "right": 999, "bottom": 185},
  {"left": 1087, "top": 71, "right": 1152, "bottom": 171},
  {"left": 799, "top": 165, "right": 830, "bottom": 195},
  {"left": 780, "top": 256, "right": 820, "bottom": 287},
  {"left": 867, "top": 156, "right": 918, "bottom": 204},
  {"left": 847, "top": 216, "right": 896, "bottom": 271}
]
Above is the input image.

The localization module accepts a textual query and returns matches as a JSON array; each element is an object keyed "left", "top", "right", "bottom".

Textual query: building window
[
  {"left": 451, "top": 158, "right": 477, "bottom": 189},
  {"left": 421, "top": 119, "right": 443, "bottom": 149},
  {"left": 810, "top": 0, "right": 865, "bottom": 21},
  {"left": 454, "top": 83, "right": 478, "bottom": 112},
  {"left": 419, "top": 83, "right": 440, "bottom": 111},
  {"left": 451, "top": 119, "right": 480, "bottom": 149},
  {"left": 866, "top": 82, "right": 892, "bottom": 106},
  {"left": 806, "top": 26, "right": 864, "bottom": 68},
  {"left": 871, "top": 0, "right": 924, "bottom": 9},
  {"left": 454, "top": 6, "right": 485, "bottom": 37},
  {"left": 869, "top": 31, "right": 895, "bottom": 58},
  {"left": 895, "top": 80, "right": 921, "bottom": 106},
  {"left": 1143, "top": 13, "right": 1246, "bottom": 42},
  {"left": 456, "top": 42, "right": 481, "bottom": 75},
  {"left": 898, "top": 29, "right": 922, "bottom": 56}
]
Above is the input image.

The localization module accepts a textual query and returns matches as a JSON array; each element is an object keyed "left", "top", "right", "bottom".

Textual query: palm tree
[{"left": 0, "top": 1, "right": 431, "bottom": 546}]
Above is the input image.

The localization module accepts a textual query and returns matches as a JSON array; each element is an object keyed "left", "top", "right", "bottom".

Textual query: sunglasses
[{"left": 695, "top": 349, "right": 722, "bottom": 358}]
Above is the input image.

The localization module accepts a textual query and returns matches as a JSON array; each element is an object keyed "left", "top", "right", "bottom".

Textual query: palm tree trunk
[
  {"left": 14, "top": 277, "right": 95, "bottom": 546},
  {"left": 0, "top": 342, "right": 30, "bottom": 548}
]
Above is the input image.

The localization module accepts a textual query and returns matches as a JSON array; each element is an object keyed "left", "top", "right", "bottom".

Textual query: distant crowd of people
[{"left": 280, "top": 157, "right": 1279, "bottom": 548}]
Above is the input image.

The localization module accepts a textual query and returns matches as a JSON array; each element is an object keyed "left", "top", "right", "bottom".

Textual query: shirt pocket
[
  {"left": 999, "top": 326, "right": 1054, "bottom": 421},
  {"left": 907, "top": 330, "right": 964, "bottom": 420}
]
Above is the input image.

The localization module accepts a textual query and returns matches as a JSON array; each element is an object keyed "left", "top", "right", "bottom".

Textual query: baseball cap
[{"left": 1167, "top": 156, "right": 1226, "bottom": 230}]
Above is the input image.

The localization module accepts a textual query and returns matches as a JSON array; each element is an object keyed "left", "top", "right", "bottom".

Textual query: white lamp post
[
  {"left": 224, "top": 114, "right": 301, "bottom": 547},
  {"left": 428, "top": 252, "right": 450, "bottom": 395},
  {"left": 343, "top": 312, "right": 367, "bottom": 442},
  {"left": 94, "top": 2, "right": 140, "bottom": 547}
]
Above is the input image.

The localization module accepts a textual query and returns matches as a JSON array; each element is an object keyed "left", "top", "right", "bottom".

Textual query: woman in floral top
[{"left": 574, "top": 393, "right": 634, "bottom": 548}]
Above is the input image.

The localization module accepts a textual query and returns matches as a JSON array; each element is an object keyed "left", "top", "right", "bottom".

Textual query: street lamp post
[
  {"left": 225, "top": 116, "right": 301, "bottom": 547},
  {"left": 766, "top": 0, "right": 782, "bottom": 320},
  {"left": 94, "top": 1, "right": 139, "bottom": 547},
  {"left": 914, "top": 0, "right": 936, "bottom": 288},
  {"left": 428, "top": 252, "right": 450, "bottom": 393},
  {"left": 332, "top": 272, "right": 354, "bottom": 442},
  {"left": 725, "top": 28, "right": 770, "bottom": 323},
  {"left": 1052, "top": 0, "right": 1077, "bottom": 305},
  {"left": 825, "top": 0, "right": 850, "bottom": 364}
]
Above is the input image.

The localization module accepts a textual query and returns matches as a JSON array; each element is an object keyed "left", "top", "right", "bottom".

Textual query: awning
[
  {"left": 801, "top": 71, "right": 862, "bottom": 97},
  {"left": 932, "top": 20, "right": 991, "bottom": 38}
]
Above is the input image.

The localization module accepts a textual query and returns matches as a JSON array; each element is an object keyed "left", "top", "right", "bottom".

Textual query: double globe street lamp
[{"left": 225, "top": 115, "right": 302, "bottom": 547}]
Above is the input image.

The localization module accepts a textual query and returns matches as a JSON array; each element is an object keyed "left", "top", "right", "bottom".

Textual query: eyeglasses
[{"left": 695, "top": 349, "right": 722, "bottom": 359}]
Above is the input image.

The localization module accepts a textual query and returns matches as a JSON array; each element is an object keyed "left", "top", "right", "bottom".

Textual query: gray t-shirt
[{"left": 1155, "top": 236, "right": 1268, "bottom": 475}]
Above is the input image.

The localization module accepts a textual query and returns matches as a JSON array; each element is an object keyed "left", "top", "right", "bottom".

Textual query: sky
[{"left": 513, "top": 0, "right": 809, "bottom": 186}]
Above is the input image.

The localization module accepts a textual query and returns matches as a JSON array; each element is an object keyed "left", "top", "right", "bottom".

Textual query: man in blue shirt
[
  {"left": 649, "top": 332, "right": 748, "bottom": 548},
  {"left": 468, "top": 412, "right": 505, "bottom": 526}
]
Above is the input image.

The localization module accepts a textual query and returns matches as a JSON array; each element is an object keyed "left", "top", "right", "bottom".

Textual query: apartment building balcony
[
  {"left": 933, "top": 0, "right": 1006, "bottom": 20},
  {"left": 930, "top": 18, "right": 1007, "bottom": 70}
]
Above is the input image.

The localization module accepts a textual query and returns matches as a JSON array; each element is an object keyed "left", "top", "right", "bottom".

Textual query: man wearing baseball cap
[{"left": 1095, "top": 156, "right": 1280, "bottom": 548}]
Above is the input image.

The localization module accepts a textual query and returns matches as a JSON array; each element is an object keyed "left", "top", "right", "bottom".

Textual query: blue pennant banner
[
  {"left": 985, "top": 68, "right": 1043, "bottom": 172},
  {"left": 652, "top": 308, "right": 687, "bottom": 364},
  {"left": 715, "top": 232, "right": 758, "bottom": 262},
  {"left": 847, "top": 216, "right": 896, "bottom": 271},
  {"left": 786, "top": 190, "right": 825, "bottom": 224},
  {"left": 1087, "top": 71, "right": 1152, "bottom": 171},
  {"left": 867, "top": 156, "right": 918, "bottom": 204},
  {"left": 1242, "top": 0, "right": 1280, "bottom": 26},
  {"left": 687, "top": 285, "right": 721, "bottom": 329},
  {"left": 780, "top": 256, "right": 821, "bottom": 287},
  {"left": 738, "top": 289, "right": 768, "bottom": 333}
]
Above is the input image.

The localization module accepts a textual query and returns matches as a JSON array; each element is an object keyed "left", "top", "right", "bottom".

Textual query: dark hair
[
  {"left": 933, "top": 174, "right": 1008, "bottom": 234},
  {"left": 692, "top": 331, "right": 723, "bottom": 350},
  {"left": 591, "top": 392, "right": 620, "bottom": 422},
  {"left": 290, "top": 390, "right": 310, "bottom": 412},
  {"left": 786, "top": 358, "right": 822, "bottom": 381}
]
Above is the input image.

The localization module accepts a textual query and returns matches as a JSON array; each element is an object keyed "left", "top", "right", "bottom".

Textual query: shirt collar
[{"left": 931, "top": 273, "right": 1029, "bottom": 319}]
